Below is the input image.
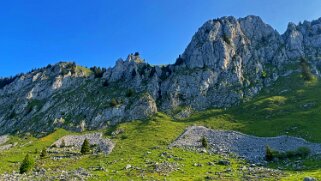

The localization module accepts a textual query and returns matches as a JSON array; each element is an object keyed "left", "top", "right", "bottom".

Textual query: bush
[
  {"left": 201, "top": 136, "right": 208, "bottom": 148},
  {"left": 0, "top": 74, "right": 20, "bottom": 89},
  {"left": 300, "top": 57, "right": 314, "bottom": 81},
  {"left": 296, "top": 147, "right": 311, "bottom": 157},
  {"left": 102, "top": 80, "right": 109, "bottom": 87},
  {"left": 80, "top": 139, "right": 91, "bottom": 155},
  {"left": 265, "top": 145, "right": 274, "bottom": 161},
  {"left": 174, "top": 55, "right": 184, "bottom": 66},
  {"left": 20, "top": 154, "right": 34, "bottom": 174},
  {"left": 121, "top": 135, "right": 128, "bottom": 140},
  {"left": 90, "top": 66, "right": 106, "bottom": 78},
  {"left": 126, "top": 89, "right": 134, "bottom": 97},
  {"left": 134, "top": 52, "right": 140, "bottom": 56},
  {"left": 223, "top": 34, "right": 231, "bottom": 45},
  {"left": 131, "top": 70, "right": 137, "bottom": 77},
  {"left": 8, "top": 111, "right": 16, "bottom": 119},
  {"left": 265, "top": 146, "right": 311, "bottom": 161},
  {"left": 261, "top": 70, "right": 267, "bottom": 78},
  {"left": 110, "top": 98, "right": 119, "bottom": 107},
  {"left": 40, "top": 148, "right": 47, "bottom": 159}
]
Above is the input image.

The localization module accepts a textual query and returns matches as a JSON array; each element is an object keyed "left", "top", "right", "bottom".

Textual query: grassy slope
[{"left": 1, "top": 72, "right": 321, "bottom": 180}]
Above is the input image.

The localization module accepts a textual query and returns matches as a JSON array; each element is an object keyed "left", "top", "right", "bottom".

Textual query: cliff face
[{"left": 1, "top": 15, "right": 321, "bottom": 135}]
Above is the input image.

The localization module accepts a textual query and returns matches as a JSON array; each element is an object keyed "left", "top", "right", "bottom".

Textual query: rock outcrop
[
  {"left": 52, "top": 133, "right": 114, "bottom": 154},
  {"left": 1, "top": 15, "right": 321, "bottom": 134}
]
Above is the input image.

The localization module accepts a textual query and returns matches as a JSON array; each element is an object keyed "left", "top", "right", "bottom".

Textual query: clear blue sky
[{"left": 1, "top": 0, "right": 321, "bottom": 77}]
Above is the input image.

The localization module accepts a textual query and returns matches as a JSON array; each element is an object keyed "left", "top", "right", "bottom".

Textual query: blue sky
[{"left": 1, "top": 0, "right": 321, "bottom": 77}]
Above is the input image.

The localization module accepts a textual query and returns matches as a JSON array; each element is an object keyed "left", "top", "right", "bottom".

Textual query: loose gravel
[
  {"left": 52, "top": 133, "right": 114, "bottom": 154},
  {"left": 170, "top": 126, "right": 321, "bottom": 163}
]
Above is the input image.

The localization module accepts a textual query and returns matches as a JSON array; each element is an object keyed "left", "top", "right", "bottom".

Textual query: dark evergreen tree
[
  {"left": 201, "top": 136, "right": 208, "bottom": 148},
  {"left": 110, "top": 98, "right": 118, "bottom": 107},
  {"left": 265, "top": 145, "right": 274, "bottom": 161},
  {"left": 90, "top": 66, "right": 106, "bottom": 78},
  {"left": 300, "top": 57, "right": 314, "bottom": 81},
  {"left": 19, "top": 154, "right": 34, "bottom": 174},
  {"left": 80, "top": 139, "right": 91, "bottom": 154},
  {"left": 40, "top": 148, "right": 47, "bottom": 158}
]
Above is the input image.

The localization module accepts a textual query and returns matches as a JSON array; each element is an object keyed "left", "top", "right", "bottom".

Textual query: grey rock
[
  {"left": 2, "top": 15, "right": 321, "bottom": 135},
  {"left": 304, "top": 177, "right": 317, "bottom": 181},
  {"left": 171, "top": 126, "right": 321, "bottom": 163},
  {"left": 52, "top": 133, "right": 114, "bottom": 154}
]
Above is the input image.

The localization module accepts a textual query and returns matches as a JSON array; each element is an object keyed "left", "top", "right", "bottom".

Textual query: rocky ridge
[{"left": 1, "top": 15, "right": 321, "bottom": 134}]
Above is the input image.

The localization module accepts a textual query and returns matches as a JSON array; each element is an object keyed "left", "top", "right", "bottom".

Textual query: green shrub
[
  {"left": 110, "top": 98, "right": 119, "bottom": 107},
  {"left": 121, "top": 135, "right": 128, "bottom": 140},
  {"left": 80, "top": 139, "right": 91, "bottom": 155},
  {"left": 90, "top": 144, "right": 98, "bottom": 149},
  {"left": 102, "top": 80, "right": 109, "bottom": 87},
  {"left": 19, "top": 154, "right": 34, "bottom": 174},
  {"left": 90, "top": 66, "right": 106, "bottom": 78},
  {"left": 60, "top": 139, "right": 66, "bottom": 148},
  {"left": 0, "top": 76, "right": 18, "bottom": 89},
  {"left": 300, "top": 57, "right": 314, "bottom": 81},
  {"left": 8, "top": 111, "right": 16, "bottom": 119},
  {"left": 223, "top": 34, "right": 231, "bottom": 45},
  {"left": 201, "top": 136, "right": 208, "bottom": 148},
  {"left": 265, "top": 146, "right": 311, "bottom": 162},
  {"left": 265, "top": 145, "right": 274, "bottom": 161},
  {"left": 174, "top": 55, "right": 184, "bottom": 66},
  {"left": 126, "top": 89, "right": 134, "bottom": 97},
  {"left": 40, "top": 148, "right": 47, "bottom": 159},
  {"left": 296, "top": 147, "right": 311, "bottom": 157},
  {"left": 261, "top": 70, "right": 267, "bottom": 78}
]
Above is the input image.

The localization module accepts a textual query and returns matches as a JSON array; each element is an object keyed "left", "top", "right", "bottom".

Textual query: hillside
[{"left": 1, "top": 71, "right": 321, "bottom": 180}]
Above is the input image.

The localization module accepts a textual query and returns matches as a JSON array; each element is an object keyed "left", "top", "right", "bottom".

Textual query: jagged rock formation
[
  {"left": 0, "top": 62, "right": 157, "bottom": 135},
  {"left": 1, "top": 15, "right": 321, "bottom": 135}
]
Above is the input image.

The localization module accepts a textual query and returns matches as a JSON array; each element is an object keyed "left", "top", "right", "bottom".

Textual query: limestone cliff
[{"left": 1, "top": 15, "right": 321, "bottom": 135}]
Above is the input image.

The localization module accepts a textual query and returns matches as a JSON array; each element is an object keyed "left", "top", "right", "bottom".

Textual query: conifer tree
[
  {"left": 20, "top": 154, "right": 34, "bottom": 174},
  {"left": 40, "top": 147, "right": 47, "bottom": 158},
  {"left": 80, "top": 139, "right": 90, "bottom": 155},
  {"left": 265, "top": 145, "right": 274, "bottom": 161},
  {"left": 201, "top": 136, "right": 208, "bottom": 148}
]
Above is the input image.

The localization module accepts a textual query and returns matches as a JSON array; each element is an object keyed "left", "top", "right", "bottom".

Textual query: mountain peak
[{"left": 1, "top": 15, "right": 321, "bottom": 135}]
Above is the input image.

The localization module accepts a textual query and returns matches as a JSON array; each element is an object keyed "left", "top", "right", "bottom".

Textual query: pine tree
[
  {"left": 201, "top": 136, "right": 208, "bottom": 148},
  {"left": 80, "top": 139, "right": 90, "bottom": 155},
  {"left": 40, "top": 148, "right": 47, "bottom": 159},
  {"left": 19, "top": 154, "right": 34, "bottom": 174},
  {"left": 300, "top": 57, "right": 314, "bottom": 81}
]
